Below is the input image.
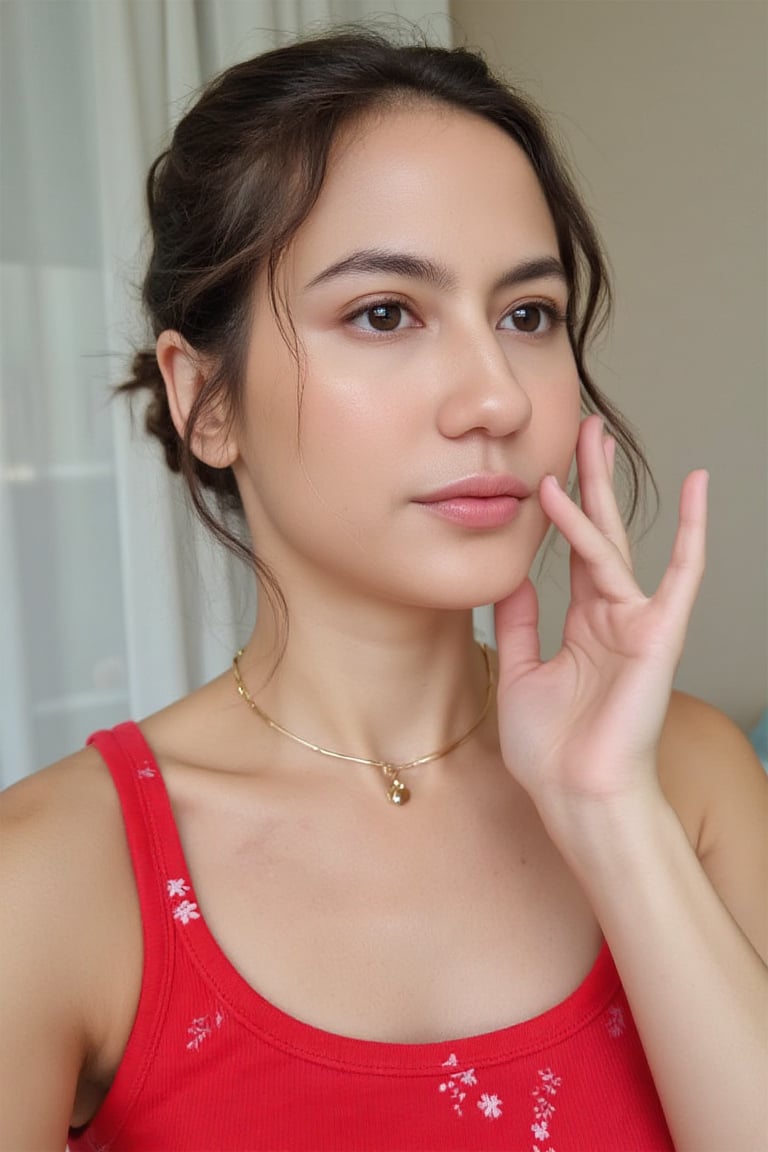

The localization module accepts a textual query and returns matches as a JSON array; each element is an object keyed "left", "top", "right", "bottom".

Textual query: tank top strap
[
  {"left": 86, "top": 722, "right": 191, "bottom": 1034},
  {"left": 88, "top": 720, "right": 191, "bottom": 902}
]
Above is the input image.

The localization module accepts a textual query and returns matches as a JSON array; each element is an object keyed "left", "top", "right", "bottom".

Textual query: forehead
[{"left": 287, "top": 103, "right": 560, "bottom": 279}]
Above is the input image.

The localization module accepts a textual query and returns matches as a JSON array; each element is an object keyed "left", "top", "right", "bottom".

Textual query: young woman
[{"left": 2, "top": 28, "right": 766, "bottom": 1152}]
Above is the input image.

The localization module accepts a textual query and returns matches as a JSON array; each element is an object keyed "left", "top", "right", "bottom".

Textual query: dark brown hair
[{"left": 119, "top": 24, "right": 657, "bottom": 623}]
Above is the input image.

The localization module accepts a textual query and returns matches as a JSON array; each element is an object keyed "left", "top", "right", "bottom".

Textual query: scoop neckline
[{"left": 133, "top": 720, "right": 621, "bottom": 1074}]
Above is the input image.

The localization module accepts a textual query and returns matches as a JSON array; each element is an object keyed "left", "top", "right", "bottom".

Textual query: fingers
[
  {"left": 542, "top": 472, "right": 640, "bottom": 603},
  {"left": 654, "top": 469, "right": 709, "bottom": 642},
  {"left": 604, "top": 433, "right": 616, "bottom": 482},
  {"left": 542, "top": 435, "right": 709, "bottom": 640},
  {"left": 576, "top": 415, "right": 632, "bottom": 568},
  {"left": 540, "top": 415, "right": 639, "bottom": 603}
]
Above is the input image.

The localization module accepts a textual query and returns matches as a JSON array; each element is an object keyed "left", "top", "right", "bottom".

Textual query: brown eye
[
  {"left": 365, "top": 303, "right": 403, "bottom": 331},
  {"left": 347, "top": 298, "right": 419, "bottom": 335},
  {"left": 510, "top": 305, "right": 544, "bottom": 333}
]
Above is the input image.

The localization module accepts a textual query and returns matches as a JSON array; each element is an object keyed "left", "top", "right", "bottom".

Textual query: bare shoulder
[
  {"left": 0, "top": 745, "right": 142, "bottom": 1132},
  {"left": 658, "top": 690, "right": 768, "bottom": 957},
  {"left": 1, "top": 744, "right": 130, "bottom": 897},
  {"left": 3, "top": 742, "right": 119, "bottom": 829},
  {"left": 657, "top": 689, "right": 767, "bottom": 841},
  {"left": 1, "top": 742, "right": 142, "bottom": 1017}
]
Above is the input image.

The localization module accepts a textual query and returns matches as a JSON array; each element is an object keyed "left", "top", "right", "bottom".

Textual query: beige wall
[{"left": 454, "top": 0, "right": 767, "bottom": 730}]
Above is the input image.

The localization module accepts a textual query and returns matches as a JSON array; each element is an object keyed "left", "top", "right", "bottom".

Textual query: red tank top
[{"left": 68, "top": 722, "right": 674, "bottom": 1151}]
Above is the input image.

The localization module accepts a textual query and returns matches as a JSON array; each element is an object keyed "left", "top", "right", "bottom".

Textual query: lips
[
  {"left": 414, "top": 474, "right": 532, "bottom": 529},
  {"left": 415, "top": 474, "right": 532, "bottom": 503}
]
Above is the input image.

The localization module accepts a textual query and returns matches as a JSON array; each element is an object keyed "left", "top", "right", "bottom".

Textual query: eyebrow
[{"left": 303, "top": 249, "right": 568, "bottom": 293}]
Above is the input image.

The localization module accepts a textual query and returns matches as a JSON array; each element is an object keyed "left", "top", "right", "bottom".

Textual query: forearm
[{"left": 555, "top": 789, "right": 768, "bottom": 1152}]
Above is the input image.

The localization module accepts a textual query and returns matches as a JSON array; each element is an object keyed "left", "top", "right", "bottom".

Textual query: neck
[{"left": 235, "top": 603, "right": 493, "bottom": 770}]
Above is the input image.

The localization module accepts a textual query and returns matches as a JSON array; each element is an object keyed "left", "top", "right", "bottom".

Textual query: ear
[{"left": 155, "top": 330, "right": 239, "bottom": 469}]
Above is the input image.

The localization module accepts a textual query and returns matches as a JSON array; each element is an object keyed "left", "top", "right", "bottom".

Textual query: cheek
[
  {"left": 295, "top": 366, "right": 410, "bottom": 477},
  {"left": 244, "top": 376, "right": 394, "bottom": 535},
  {"left": 533, "top": 367, "right": 582, "bottom": 467},
  {"left": 234, "top": 351, "right": 305, "bottom": 517}
]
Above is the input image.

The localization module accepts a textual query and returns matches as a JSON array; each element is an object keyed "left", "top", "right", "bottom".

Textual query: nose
[{"left": 435, "top": 323, "right": 533, "bottom": 439}]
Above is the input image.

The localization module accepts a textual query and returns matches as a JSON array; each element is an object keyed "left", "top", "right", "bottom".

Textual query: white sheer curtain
[{"left": 0, "top": 0, "right": 452, "bottom": 786}]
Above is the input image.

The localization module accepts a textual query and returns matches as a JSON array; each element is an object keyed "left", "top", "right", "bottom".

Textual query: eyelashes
[
  {"left": 345, "top": 298, "right": 412, "bottom": 334},
  {"left": 343, "top": 295, "right": 568, "bottom": 338},
  {"left": 501, "top": 302, "right": 568, "bottom": 335}
]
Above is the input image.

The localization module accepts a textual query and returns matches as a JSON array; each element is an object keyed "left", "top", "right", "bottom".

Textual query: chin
[
  {"left": 392, "top": 527, "right": 545, "bottom": 610},
  {"left": 387, "top": 558, "right": 536, "bottom": 613}
]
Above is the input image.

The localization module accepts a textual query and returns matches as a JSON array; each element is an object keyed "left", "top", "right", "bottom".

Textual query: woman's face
[{"left": 232, "top": 103, "right": 581, "bottom": 610}]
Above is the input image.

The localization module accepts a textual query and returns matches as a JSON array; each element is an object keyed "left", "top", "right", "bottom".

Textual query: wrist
[{"left": 535, "top": 771, "right": 674, "bottom": 877}]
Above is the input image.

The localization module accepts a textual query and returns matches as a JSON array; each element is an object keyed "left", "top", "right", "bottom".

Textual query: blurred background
[{"left": 1, "top": 0, "right": 766, "bottom": 786}]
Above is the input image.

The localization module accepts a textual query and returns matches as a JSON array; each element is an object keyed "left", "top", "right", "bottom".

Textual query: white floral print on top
[
  {"left": 438, "top": 1053, "right": 501, "bottom": 1121},
  {"left": 477, "top": 1093, "right": 503, "bottom": 1119},
  {"left": 167, "top": 877, "right": 200, "bottom": 924},
  {"left": 530, "top": 1067, "right": 562, "bottom": 1152},
  {"left": 172, "top": 899, "right": 200, "bottom": 925},
  {"left": 186, "top": 1008, "right": 225, "bottom": 1052},
  {"left": 167, "top": 878, "right": 190, "bottom": 899},
  {"left": 605, "top": 1003, "right": 626, "bottom": 1038}
]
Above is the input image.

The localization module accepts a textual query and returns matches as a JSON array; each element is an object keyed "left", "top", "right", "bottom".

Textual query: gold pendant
[
  {"left": 383, "top": 766, "right": 410, "bottom": 805},
  {"left": 387, "top": 778, "right": 410, "bottom": 805}
]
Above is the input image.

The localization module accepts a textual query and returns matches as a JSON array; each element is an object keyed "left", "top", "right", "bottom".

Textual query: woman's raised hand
[{"left": 493, "top": 413, "right": 709, "bottom": 836}]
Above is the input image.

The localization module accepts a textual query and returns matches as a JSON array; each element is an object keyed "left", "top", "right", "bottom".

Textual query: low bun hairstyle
[{"left": 119, "top": 25, "right": 657, "bottom": 604}]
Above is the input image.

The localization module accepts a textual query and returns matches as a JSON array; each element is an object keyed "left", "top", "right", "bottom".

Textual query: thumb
[{"left": 494, "top": 578, "right": 542, "bottom": 687}]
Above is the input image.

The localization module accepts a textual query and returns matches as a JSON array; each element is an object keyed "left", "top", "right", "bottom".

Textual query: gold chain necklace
[{"left": 232, "top": 644, "right": 493, "bottom": 805}]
